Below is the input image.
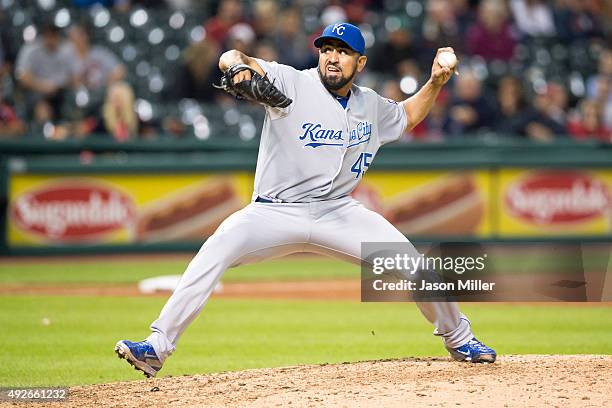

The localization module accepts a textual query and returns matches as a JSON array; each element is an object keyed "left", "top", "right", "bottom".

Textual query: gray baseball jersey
[
  {"left": 143, "top": 59, "right": 473, "bottom": 365},
  {"left": 252, "top": 58, "right": 408, "bottom": 203}
]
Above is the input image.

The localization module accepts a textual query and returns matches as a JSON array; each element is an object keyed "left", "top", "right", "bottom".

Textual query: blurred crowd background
[{"left": 0, "top": 0, "right": 610, "bottom": 144}]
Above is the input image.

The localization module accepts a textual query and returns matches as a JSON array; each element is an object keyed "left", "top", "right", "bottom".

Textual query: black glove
[{"left": 214, "top": 64, "right": 293, "bottom": 109}]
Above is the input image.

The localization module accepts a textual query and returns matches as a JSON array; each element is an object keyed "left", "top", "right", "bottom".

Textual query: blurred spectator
[
  {"left": 371, "top": 19, "right": 422, "bottom": 76},
  {"left": 28, "top": 98, "right": 71, "bottom": 141},
  {"left": 492, "top": 75, "right": 531, "bottom": 136},
  {"left": 177, "top": 37, "right": 220, "bottom": 101},
  {"left": 0, "top": 83, "right": 25, "bottom": 138},
  {"left": 553, "top": 0, "right": 605, "bottom": 43},
  {"left": 204, "top": 0, "right": 245, "bottom": 47},
  {"left": 540, "top": 81, "right": 569, "bottom": 127},
  {"left": 492, "top": 76, "right": 568, "bottom": 141},
  {"left": 567, "top": 99, "right": 611, "bottom": 142},
  {"left": 71, "top": 95, "right": 153, "bottom": 141},
  {"left": 586, "top": 47, "right": 612, "bottom": 127},
  {"left": 450, "top": 0, "right": 476, "bottom": 37},
  {"left": 68, "top": 23, "right": 127, "bottom": 114},
  {"left": 253, "top": 40, "right": 279, "bottom": 62},
  {"left": 273, "top": 7, "right": 314, "bottom": 69},
  {"left": 521, "top": 85, "right": 567, "bottom": 142},
  {"left": 344, "top": 0, "right": 370, "bottom": 24},
  {"left": 604, "top": 1, "right": 612, "bottom": 34},
  {"left": 320, "top": 5, "right": 348, "bottom": 27},
  {"left": 510, "top": 0, "right": 556, "bottom": 38},
  {"left": 0, "top": 10, "right": 16, "bottom": 68},
  {"left": 395, "top": 60, "right": 423, "bottom": 81},
  {"left": 0, "top": 35, "right": 12, "bottom": 103},
  {"left": 15, "top": 22, "right": 77, "bottom": 122},
  {"left": 445, "top": 70, "right": 495, "bottom": 136},
  {"left": 422, "top": 0, "right": 464, "bottom": 59},
  {"left": 252, "top": 0, "right": 279, "bottom": 40},
  {"left": 226, "top": 23, "right": 256, "bottom": 54},
  {"left": 0, "top": 34, "right": 5, "bottom": 74},
  {"left": 102, "top": 82, "right": 137, "bottom": 141},
  {"left": 466, "top": 0, "right": 517, "bottom": 61}
]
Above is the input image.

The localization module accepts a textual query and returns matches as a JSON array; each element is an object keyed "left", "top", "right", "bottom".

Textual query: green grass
[
  {"left": 0, "top": 257, "right": 359, "bottom": 285},
  {"left": 1, "top": 248, "right": 608, "bottom": 285},
  {"left": 1, "top": 256, "right": 610, "bottom": 387},
  {"left": 0, "top": 296, "right": 610, "bottom": 387}
]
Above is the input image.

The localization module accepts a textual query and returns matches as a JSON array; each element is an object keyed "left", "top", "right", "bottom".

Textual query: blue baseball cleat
[
  {"left": 447, "top": 337, "right": 497, "bottom": 363},
  {"left": 115, "top": 340, "right": 162, "bottom": 377}
]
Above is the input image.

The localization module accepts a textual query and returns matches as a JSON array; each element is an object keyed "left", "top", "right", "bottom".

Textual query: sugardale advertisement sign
[{"left": 10, "top": 181, "right": 136, "bottom": 243}]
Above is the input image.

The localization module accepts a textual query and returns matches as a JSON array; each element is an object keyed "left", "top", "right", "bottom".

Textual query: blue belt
[{"left": 255, "top": 196, "right": 279, "bottom": 203}]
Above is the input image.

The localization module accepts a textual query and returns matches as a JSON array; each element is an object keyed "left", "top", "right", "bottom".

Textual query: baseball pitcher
[{"left": 116, "top": 23, "right": 496, "bottom": 378}]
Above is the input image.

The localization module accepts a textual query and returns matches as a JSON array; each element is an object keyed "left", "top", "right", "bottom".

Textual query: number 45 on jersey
[{"left": 351, "top": 152, "right": 372, "bottom": 179}]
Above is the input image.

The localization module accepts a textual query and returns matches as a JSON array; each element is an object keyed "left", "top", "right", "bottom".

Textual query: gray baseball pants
[{"left": 147, "top": 197, "right": 473, "bottom": 362}]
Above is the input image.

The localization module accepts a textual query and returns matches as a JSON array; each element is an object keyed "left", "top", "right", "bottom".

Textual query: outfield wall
[{"left": 1, "top": 139, "right": 611, "bottom": 255}]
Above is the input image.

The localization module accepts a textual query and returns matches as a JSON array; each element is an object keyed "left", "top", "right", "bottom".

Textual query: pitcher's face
[{"left": 317, "top": 39, "right": 366, "bottom": 91}]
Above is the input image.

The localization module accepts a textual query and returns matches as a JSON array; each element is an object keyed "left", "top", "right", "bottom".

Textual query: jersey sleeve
[
  {"left": 252, "top": 58, "right": 298, "bottom": 118},
  {"left": 376, "top": 93, "right": 409, "bottom": 145}
]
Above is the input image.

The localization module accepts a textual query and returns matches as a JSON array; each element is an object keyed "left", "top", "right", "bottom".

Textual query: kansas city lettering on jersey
[
  {"left": 299, "top": 121, "right": 373, "bottom": 148},
  {"left": 299, "top": 123, "right": 344, "bottom": 148},
  {"left": 347, "top": 121, "right": 372, "bottom": 148}
]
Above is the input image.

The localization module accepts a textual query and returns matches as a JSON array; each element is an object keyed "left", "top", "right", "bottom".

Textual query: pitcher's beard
[{"left": 318, "top": 64, "right": 357, "bottom": 91}]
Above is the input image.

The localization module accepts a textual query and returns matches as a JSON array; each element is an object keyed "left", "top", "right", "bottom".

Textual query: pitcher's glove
[{"left": 213, "top": 64, "right": 292, "bottom": 108}]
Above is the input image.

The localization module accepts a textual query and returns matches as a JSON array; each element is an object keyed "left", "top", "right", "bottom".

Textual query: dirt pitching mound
[{"left": 19, "top": 355, "right": 610, "bottom": 408}]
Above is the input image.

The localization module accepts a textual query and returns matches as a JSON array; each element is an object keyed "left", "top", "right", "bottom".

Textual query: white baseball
[{"left": 437, "top": 51, "right": 457, "bottom": 69}]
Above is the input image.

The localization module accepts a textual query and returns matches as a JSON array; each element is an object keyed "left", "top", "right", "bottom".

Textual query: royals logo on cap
[
  {"left": 314, "top": 23, "right": 366, "bottom": 55},
  {"left": 331, "top": 24, "right": 346, "bottom": 36}
]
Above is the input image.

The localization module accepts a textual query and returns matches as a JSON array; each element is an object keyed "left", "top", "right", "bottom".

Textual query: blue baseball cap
[{"left": 314, "top": 23, "right": 365, "bottom": 55}]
